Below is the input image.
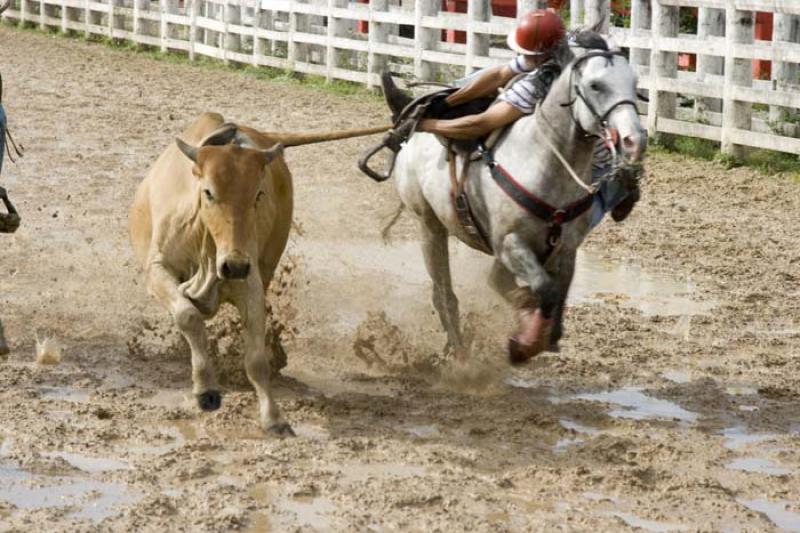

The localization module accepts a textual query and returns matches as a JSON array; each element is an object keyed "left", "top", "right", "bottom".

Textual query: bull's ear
[
  {"left": 261, "top": 143, "right": 284, "bottom": 164},
  {"left": 175, "top": 137, "right": 198, "bottom": 162}
]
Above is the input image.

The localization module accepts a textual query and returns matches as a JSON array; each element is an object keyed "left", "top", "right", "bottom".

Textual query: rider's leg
[{"left": 381, "top": 73, "right": 413, "bottom": 123}]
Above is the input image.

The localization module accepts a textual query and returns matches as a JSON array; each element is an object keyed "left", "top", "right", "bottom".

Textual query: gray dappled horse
[
  {"left": 0, "top": 1, "right": 21, "bottom": 355},
  {"left": 393, "top": 32, "right": 647, "bottom": 363}
]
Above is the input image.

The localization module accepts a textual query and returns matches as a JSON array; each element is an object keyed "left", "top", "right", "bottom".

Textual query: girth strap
[{"left": 448, "top": 145, "right": 493, "bottom": 254}]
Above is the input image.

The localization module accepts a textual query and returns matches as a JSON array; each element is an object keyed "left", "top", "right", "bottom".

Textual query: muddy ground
[{"left": 1, "top": 25, "right": 799, "bottom": 533}]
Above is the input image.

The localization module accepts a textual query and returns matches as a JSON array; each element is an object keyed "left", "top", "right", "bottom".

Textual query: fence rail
[{"left": 3, "top": 0, "right": 799, "bottom": 156}]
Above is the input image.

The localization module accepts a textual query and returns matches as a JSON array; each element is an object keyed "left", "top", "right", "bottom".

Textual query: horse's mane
[{"left": 551, "top": 28, "right": 611, "bottom": 68}]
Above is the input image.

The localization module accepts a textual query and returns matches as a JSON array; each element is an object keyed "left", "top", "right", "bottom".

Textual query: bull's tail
[
  {"left": 266, "top": 125, "right": 390, "bottom": 148},
  {"left": 381, "top": 203, "right": 405, "bottom": 244}
]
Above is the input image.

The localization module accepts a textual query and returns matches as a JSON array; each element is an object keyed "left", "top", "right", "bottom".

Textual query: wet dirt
[{"left": 1, "top": 25, "right": 800, "bottom": 532}]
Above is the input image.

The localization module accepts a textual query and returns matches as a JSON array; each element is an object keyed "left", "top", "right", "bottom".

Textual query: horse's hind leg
[
  {"left": 419, "top": 211, "right": 464, "bottom": 355},
  {"left": 0, "top": 318, "right": 9, "bottom": 356}
]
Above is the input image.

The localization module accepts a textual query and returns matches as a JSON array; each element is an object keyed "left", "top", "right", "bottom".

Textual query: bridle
[{"left": 560, "top": 49, "right": 639, "bottom": 141}]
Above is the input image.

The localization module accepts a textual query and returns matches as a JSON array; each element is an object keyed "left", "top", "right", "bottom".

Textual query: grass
[{"left": 651, "top": 136, "right": 800, "bottom": 178}]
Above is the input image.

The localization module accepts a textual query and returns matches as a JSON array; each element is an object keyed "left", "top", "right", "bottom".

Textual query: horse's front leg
[
  {"left": 419, "top": 211, "right": 464, "bottom": 357},
  {"left": 548, "top": 249, "right": 577, "bottom": 353},
  {"left": 497, "top": 232, "right": 559, "bottom": 364}
]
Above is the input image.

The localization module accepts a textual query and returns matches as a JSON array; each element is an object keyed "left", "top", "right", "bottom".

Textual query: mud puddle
[
  {"left": 0, "top": 461, "right": 139, "bottom": 521},
  {"left": 297, "top": 240, "right": 714, "bottom": 336},
  {"left": 739, "top": 499, "right": 800, "bottom": 532},
  {"left": 570, "top": 387, "right": 699, "bottom": 423}
]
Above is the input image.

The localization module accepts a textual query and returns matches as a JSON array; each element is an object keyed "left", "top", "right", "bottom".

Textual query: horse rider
[{"left": 380, "top": 6, "right": 641, "bottom": 225}]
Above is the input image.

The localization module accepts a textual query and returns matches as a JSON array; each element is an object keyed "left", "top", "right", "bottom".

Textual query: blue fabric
[
  {"left": 590, "top": 162, "right": 630, "bottom": 228},
  {"left": 0, "top": 103, "right": 6, "bottom": 175}
]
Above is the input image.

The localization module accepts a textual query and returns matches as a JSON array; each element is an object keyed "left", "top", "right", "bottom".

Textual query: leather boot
[
  {"left": 611, "top": 186, "right": 640, "bottom": 222},
  {"left": 381, "top": 72, "right": 413, "bottom": 123}
]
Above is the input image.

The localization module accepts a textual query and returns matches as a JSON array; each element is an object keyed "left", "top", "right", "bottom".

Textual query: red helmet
[{"left": 507, "top": 9, "right": 566, "bottom": 56}]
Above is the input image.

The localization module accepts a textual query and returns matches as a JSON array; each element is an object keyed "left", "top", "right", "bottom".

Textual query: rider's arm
[
  {"left": 444, "top": 64, "right": 518, "bottom": 107},
  {"left": 418, "top": 102, "right": 524, "bottom": 140}
]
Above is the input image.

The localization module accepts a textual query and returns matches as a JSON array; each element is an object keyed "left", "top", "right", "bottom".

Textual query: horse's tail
[{"left": 381, "top": 203, "right": 405, "bottom": 244}]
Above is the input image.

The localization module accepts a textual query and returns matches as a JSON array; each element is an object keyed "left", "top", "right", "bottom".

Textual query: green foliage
[{"left": 651, "top": 135, "right": 800, "bottom": 177}]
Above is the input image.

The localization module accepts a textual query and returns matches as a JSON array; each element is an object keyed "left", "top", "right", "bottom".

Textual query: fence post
[
  {"left": 224, "top": 0, "right": 241, "bottom": 64},
  {"left": 647, "top": 1, "right": 678, "bottom": 146},
  {"left": 288, "top": 0, "right": 309, "bottom": 69},
  {"left": 252, "top": 0, "right": 262, "bottom": 68},
  {"left": 464, "top": 0, "right": 488, "bottom": 77},
  {"left": 414, "top": 0, "right": 438, "bottom": 81},
  {"left": 19, "top": 0, "right": 28, "bottom": 26},
  {"left": 108, "top": 0, "right": 124, "bottom": 38},
  {"left": 325, "top": 0, "right": 347, "bottom": 82},
  {"left": 160, "top": 0, "right": 178, "bottom": 52},
  {"left": 584, "top": 0, "right": 608, "bottom": 32},
  {"left": 133, "top": 0, "right": 150, "bottom": 42},
  {"left": 366, "top": 0, "right": 388, "bottom": 88},
  {"left": 770, "top": 14, "right": 799, "bottom": 126},
  {"left": 696, "top": 8, "right": 724, "bottom": 118},
  {"left": 189, "top": 0, "right": 199, "bottom": 61},
  {"left": 569, "top": 0, "right": 582, "bottom": 29},
  {"left": 721, "top": 7, "right": 753, "bottom": 159},
  {"left": 516, "top": 0, "right": 535, "bottom": 16},
  {"left": 629, "top": 0, "right": 651, "bottom": 71}
]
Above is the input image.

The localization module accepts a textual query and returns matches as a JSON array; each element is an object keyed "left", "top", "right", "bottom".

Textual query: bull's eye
[
  {"left": 203, "top": 189, "right": 214, "bottom": 202},
  {"left": 255, "top": 191, "right": 265, "bottom": 204}
]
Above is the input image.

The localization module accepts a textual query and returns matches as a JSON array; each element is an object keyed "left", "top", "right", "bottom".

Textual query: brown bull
[{"left": 129, "top": 112, "right": 386, "bottom": 435}]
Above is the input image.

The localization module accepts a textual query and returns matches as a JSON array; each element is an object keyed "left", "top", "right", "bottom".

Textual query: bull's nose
[
  {"left": 622, "top": 131, "right": 647, "bottom": 162},
  {"left": 220, "top": 259, "right": 251, "bottom": 280}
]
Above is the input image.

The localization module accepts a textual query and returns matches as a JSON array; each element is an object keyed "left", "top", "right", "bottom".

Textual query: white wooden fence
[{"left": 3, "top": 0, "right": 799, "bottom": 157}]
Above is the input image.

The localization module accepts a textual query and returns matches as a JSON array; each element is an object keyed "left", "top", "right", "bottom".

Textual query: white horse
[{"left": 393, "top": 33, "right": 647, "bottom": 363}]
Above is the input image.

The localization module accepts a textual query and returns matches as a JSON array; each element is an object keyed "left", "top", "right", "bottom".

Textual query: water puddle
[
  {"left": 661, "top": 370, "right": 691, "bottom": 384},
  {"left": 399, "top": 424, "right": 440, "bottom": 439},
  {"left": 727, "top": 457, "right": 789, "bottom": 476},
  {"left": 739, "top": 499, "right": 800, "bottom": 532},
  {"left": 582, "top": 491, "right": 621, "bottom": 504},
  {"left": 725, "top": 385, "right": 759, "bottom": 396},
  {"left": 721, "top": 426, "right": 777, "bottom": 449},
  {"left": 297, "top": 240, "right": 712, "bottom": 337},
  {"left": 604, "top": 511, "right": 687, "bottom": 532},
  {"left": 571, "top": 387, "right": 698, "bottom": 423},
  {"left": 279, "top": 495, "right": 336, "bottom": 530},
  {"left": 560, "top": 418, "right": 601, "bottom": 435},
  {"left": 248, "top": 482, "right": 334, "bottom": 531},
  {"left": 145, "top": 389, "right": 193, "bottom": 408},
  {"left": 43, "top": 451, "right": 129, "bottom": 473},
  {"left": 38, "top": 386, "right": 91, "bottom": 403},
  {"left": 553, "top": 437, "right": 584, "bottom": 452},
  {"left": 0, "top": 461, "right": 140, "bottom": 521}
]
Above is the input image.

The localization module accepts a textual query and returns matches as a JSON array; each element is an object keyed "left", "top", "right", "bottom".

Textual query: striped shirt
[{"left": 499, "top": 58, "right": 561, "bottom": 115}]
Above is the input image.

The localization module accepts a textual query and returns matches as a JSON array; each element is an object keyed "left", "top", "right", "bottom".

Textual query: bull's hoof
[
  {"left": 0, "top": 343, "right": 9, "bottom": 357},
  {"left": 508, "top": 336, "right": 546, "bottom": 365},
  {"left": 547, "top": 342, "right": 560, "bottom": 353},
  {"left": 266, "top": 422, "right": 295, "bottom": 437},
  {"left": 196, "top": 390, "right": 222, "bottom": 412}
]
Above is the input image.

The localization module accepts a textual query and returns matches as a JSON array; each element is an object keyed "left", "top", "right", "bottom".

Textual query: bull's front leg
[
  {"left": 146, "top": 253, "right": 221, "bottom": 411},
  {"left": 497, "top": 232, "right": 559, "bottom": 365},
  {"left": 232, "top": 278, "right": 292, "bottom": 436}
]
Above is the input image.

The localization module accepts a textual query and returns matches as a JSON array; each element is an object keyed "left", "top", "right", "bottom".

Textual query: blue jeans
[{"left": 589, "top": 162, "right": 630, "bottom": 228}]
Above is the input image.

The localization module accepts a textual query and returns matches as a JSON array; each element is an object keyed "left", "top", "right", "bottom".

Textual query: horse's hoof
[
  {"left": 0, "top": 344, "right": 9, "bottom": 357},
  {"left": 508, "top": 336, "right": 546, "bottom": 365},
  {"left": 267, "top": 422, "right": 295, "bottom": 437},
  {"left": 196, "top": 390, "right": 222, "bottom": 412}
]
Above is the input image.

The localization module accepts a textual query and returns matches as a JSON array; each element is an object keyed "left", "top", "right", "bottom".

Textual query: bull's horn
[
  {"left": 175, "top": 137, "right": 198, "bottom": 162},
  {"left": 260, "top": 143, "right": 283, "bottom": 163},
  {"left": 0, "top": 0, "right": 12, "bottom": 15}
]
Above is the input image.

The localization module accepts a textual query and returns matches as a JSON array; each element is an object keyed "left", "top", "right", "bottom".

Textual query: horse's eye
[
  {"left": 590, "top": 82, "right": 602, "bottom": 92},
  {"left": 204, "top": 189, "right": 214, "bottom": 201},
  {"left": 255, "top": 191, "right": 265, "bottom": 204}
]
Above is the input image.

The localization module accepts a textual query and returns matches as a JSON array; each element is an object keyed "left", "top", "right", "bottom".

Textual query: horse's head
[{"left": 562, "top": 32, "right": 646, "bottom": 162}]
